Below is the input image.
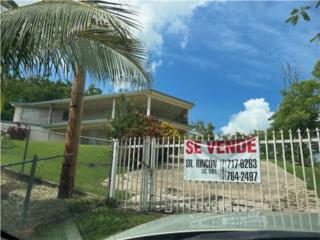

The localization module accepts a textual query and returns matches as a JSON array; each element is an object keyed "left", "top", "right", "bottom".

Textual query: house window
[{"left": 62, "top": 111, "right": 69, "bottom": 121}]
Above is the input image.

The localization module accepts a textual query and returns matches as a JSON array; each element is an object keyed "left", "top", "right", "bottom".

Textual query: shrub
[
  {"left": 159, "top": 121, "right": 180, "bottom": 138},
  {"left": 6, "top": 123, "right": 28, "bottom": 140},
  {"left": 105, "top": 95, "right": 180, "bottom": 139},
  {"left": 0, "top": 130, "right": 16, "bottom": 149},
  {"left": 106, "top": 113, "right": 181, "bottom": 139}
]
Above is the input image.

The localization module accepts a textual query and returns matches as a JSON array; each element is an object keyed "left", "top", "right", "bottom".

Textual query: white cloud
[
  {"left": 17, "top": 0, "right": 206, "bottom": 54},
  {"left": 150, "top": 59, "right": 162, "bottom": 73},
  {"left": 16, "top": 0, "right": 39, "bottom": 6},
  {"left": 168, "top": 18, "right": 189, "bottom": 49},
  {"left": 180, "top": 35, "right": 189, "bottom": 49},
  {"left": 221, "top": 98, "right": 273, "bottom": 135},
  {"left": 168, "top": 18, "right": 188, "bottom": 34},
  {"left": 16, "top": 0, "right": 208, "bottom": 73},
  {"left": 111, "top": 59, "right": 162, "bottom": 92},
  {"left": 111, "top": 81, "right": 132, "bottom": 92},
  {"left": 130, "top": 0, "right": 208, "bottom": 55}
]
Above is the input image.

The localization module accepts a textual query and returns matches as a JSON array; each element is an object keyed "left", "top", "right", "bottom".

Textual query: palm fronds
[
  {"left": 0, "top": 0, "right": 18, "bottom": 12},
  {"left": 1, "top": 0, "right": 151, "bottom": 87}
]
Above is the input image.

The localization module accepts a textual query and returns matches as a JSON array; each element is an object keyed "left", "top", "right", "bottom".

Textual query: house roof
[{"left": 11, "top": 89, "right": 194, "bottom": 109}]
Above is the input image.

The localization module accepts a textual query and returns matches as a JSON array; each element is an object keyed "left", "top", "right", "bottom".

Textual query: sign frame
[{"left": 184, "top": 137, "right": 261, "bottom": 183}]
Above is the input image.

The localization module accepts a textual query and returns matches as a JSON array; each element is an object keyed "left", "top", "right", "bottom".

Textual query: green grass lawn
[
  {"left": 272, "top": 159, "right": 320, "bottom": 196},
  {"left": 263, "top": 158, "right": 320, "bottom": 196},
  {"left": 27, "top": 202, "right": 163, "bottom": 240},
  {"left": 1, "top": 140, "right": 112, "bottom": 196},
  {"left": 73, "top": 207, "right": 163, "bottom": 240}
]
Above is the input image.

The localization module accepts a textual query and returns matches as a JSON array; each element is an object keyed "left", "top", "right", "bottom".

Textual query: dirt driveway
[{"left": 107, "top": 161, "right": 318, "bottom": 212}]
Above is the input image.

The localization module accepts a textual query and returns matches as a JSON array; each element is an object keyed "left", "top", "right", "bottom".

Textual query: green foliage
[
  {"left": 1, "top": 0, "right": 151, "bottom": 87},
  {"left": 85, "top": 83, "right": 103, "bottom": 96},
  {"left": 271, "top": 159, "right": 320, "bottom": 196},
  {"left": 5, "top": 76, "right": 71, "bottom": 102},
  {"left": 29, "top": 203, "right": 162, "bottom": 240},
  {"left": 106, "top": 111, "right": 165, "bottom": 139},
  {"left": 0, "top": 130, "right": 16, "bottom": 150},
  {"left": 73, "top": 207, "right": 162, "bottom": 240},
  {"left": 30, "top": 205, "right": 162, "bottom": 240},
  {"left": 105, "top": 95, "right": 180, "bottom": 138},
  {"left": 1, "top": 77, "right": 103, "bottom": 121},
  {"left": 159, "top": 121, "right": 180, "bottom": 138},
  {"left": 105, "top": 95, "right": 141, "bottom": 138},
  {"left": 0, "top": 0, "right": 18, "bottom": 10},
  {"left": 286, "top": 1, "right": 320, "bottom": 43},
  {"left": 271, "top": 80, "right": 320, "bottom": 131},
  {"left": 190, "top": 120, "right": 215, "bottom": 138},
  {"left": 6, "top": 123, "right": 28, "bottom": 140},
  {"left": 1, "top": 76, "right": 72, "bottom": 120},
  {"left": 312, "top": 60, "right": 320, "bottom": 79}
]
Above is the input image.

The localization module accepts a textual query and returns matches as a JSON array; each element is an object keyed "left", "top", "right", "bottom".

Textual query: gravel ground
[
  {"left": 1, "top": 173, "right": 67, "bottom": 238},
  {"left": 107, "top": 161, "right": 319, "bottom": 213}
]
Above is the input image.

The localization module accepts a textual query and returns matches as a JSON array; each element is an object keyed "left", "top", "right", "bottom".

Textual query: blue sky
[
  {"left": 18, "top": 1, "right": 319, "bottom": 133},
  {"left": 131, "top": 1, "right": 318, "bottom": 133},
  {"left": 156, "top": 1, "right": 318, "bottom": 132}
]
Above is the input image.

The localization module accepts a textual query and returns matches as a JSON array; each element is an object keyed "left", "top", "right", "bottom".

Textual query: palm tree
[{"left": 1, "top": 0, "right": 151, "bottom": 198}]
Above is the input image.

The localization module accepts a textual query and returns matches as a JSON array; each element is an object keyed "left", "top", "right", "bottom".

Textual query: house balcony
[{"left": 16, "top": 90, "right": 193, "bottom": 133}]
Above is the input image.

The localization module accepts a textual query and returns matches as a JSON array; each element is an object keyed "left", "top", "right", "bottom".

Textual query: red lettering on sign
[
  {"left": 186, "top": 141, "right": 193, "bottom": 154},
  {"left": 187, "top": 138, "right": 257, "bottom": 154},
  {"left": 206, "top": 141, "right": 216, "bottom": 154},
  {"left": 217, "top": 141, "right": 224, "bottom": 154},
  {"left": 236, "top": 140, "right": 246, "bottom": 153},
  {"left": 194, "top": 141, "right": 202, "bottom": 154},
  {"left": 186, "top": 140, "right": 202, "bottom": 154},
  {"left": 247, "top": 138, "right": 256, "bottom": 153},
  {"left": 225, "top": 140, "right": 236, "bottom": 153}
]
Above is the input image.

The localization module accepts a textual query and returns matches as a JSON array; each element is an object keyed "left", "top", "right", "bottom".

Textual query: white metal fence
[{"left": 109, "top": 128, "right": 320, "bottom": 214}]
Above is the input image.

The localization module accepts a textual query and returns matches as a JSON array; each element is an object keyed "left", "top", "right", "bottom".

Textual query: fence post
[
  {"left": 21, "top": 127, "right": 31, "bottom": 173},
  {"left": 149, "top": 138, "right": 157, "bottom": 210},
  {"left": 21, "top": 154, "right": 38, "bottom": 224},
  {"left": 141, "top": 137, "right": 151, "bottom": 211},
  {"left": 108, "top": 139, "right": 119, "bottom": 200}
]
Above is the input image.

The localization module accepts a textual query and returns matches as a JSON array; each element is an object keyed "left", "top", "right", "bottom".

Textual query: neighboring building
[{"left": 11, "top": 89, "right": 194, "bottom": 141}]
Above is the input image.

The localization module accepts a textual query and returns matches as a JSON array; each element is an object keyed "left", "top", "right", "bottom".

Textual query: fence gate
[{"left": 109, "top": 129, "right": 320, "bottom": 213}]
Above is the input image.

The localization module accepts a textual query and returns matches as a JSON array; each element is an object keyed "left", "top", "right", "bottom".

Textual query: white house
[{"left": 11, "top": 89, "right": 194, "bottom": 142}]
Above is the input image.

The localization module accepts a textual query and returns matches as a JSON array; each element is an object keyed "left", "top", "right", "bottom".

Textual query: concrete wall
[
  {"left": 1, "top": 122, "right": 105, "bottom": 144},
  {"left": 1, "top": 122, "right": 49, "bottom": 141},
  {"left": 51, "top": 109, "right": 64, "bottom": 123},
  {"left": 13, "top": 106, "right": 23, "bottom": 122},
  {"left": 48, "top": 131, "right": 65, "bottom": 142},
  {"left": 20, "top": 106, "right": 50, "bottom": 125}
]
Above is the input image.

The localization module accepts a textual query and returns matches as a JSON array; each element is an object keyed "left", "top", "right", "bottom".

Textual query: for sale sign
[{"left": 184, "top": 137, "right": 260, "bottom": 183}]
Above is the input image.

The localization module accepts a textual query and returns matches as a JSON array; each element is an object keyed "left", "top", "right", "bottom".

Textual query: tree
[
  {"left": 312, "top": 60, "right": 320, "bottom": 79},
  {"left": 1, "top": 1, "right": 150, "bottom": 198},
  {"left": 105, "top": 95, "right": 142, "bottom": 138},
  {"left": 281, "top": 62, "right": 301, "bottom": 89},
  {"left": 1, "top": 76, "right": 71, "bottom": 120},
  {"left": 190, "top": 120, "right": 215, "bottom": 138},
  {"left": 85, "top": 84, "right": 103, "bottom": 96},
  {"left": 286, "top": 1, "right": 320, "bottom": 42},
  {"left": 1, "top": 77, "right": 103, "bottom": 121},
  {"left": 270, "top": 80, "right": 320, "bottom": 131},
  {"left": 106, "top": 95, "right": 180, "bottom": 139}
]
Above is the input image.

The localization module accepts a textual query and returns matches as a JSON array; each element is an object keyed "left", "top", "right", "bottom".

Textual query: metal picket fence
[{"left": 109, "top": 128, "right": 320, "bottom": 214}]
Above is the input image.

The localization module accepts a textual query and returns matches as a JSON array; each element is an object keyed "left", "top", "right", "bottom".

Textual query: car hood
[{"left": 105, "top": 211, "right": 320, "bottom": 240}]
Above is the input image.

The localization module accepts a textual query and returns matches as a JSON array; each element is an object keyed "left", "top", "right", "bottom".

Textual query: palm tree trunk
[{"left": 58, "top": 66, "right": 86, "bottom": 199}]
